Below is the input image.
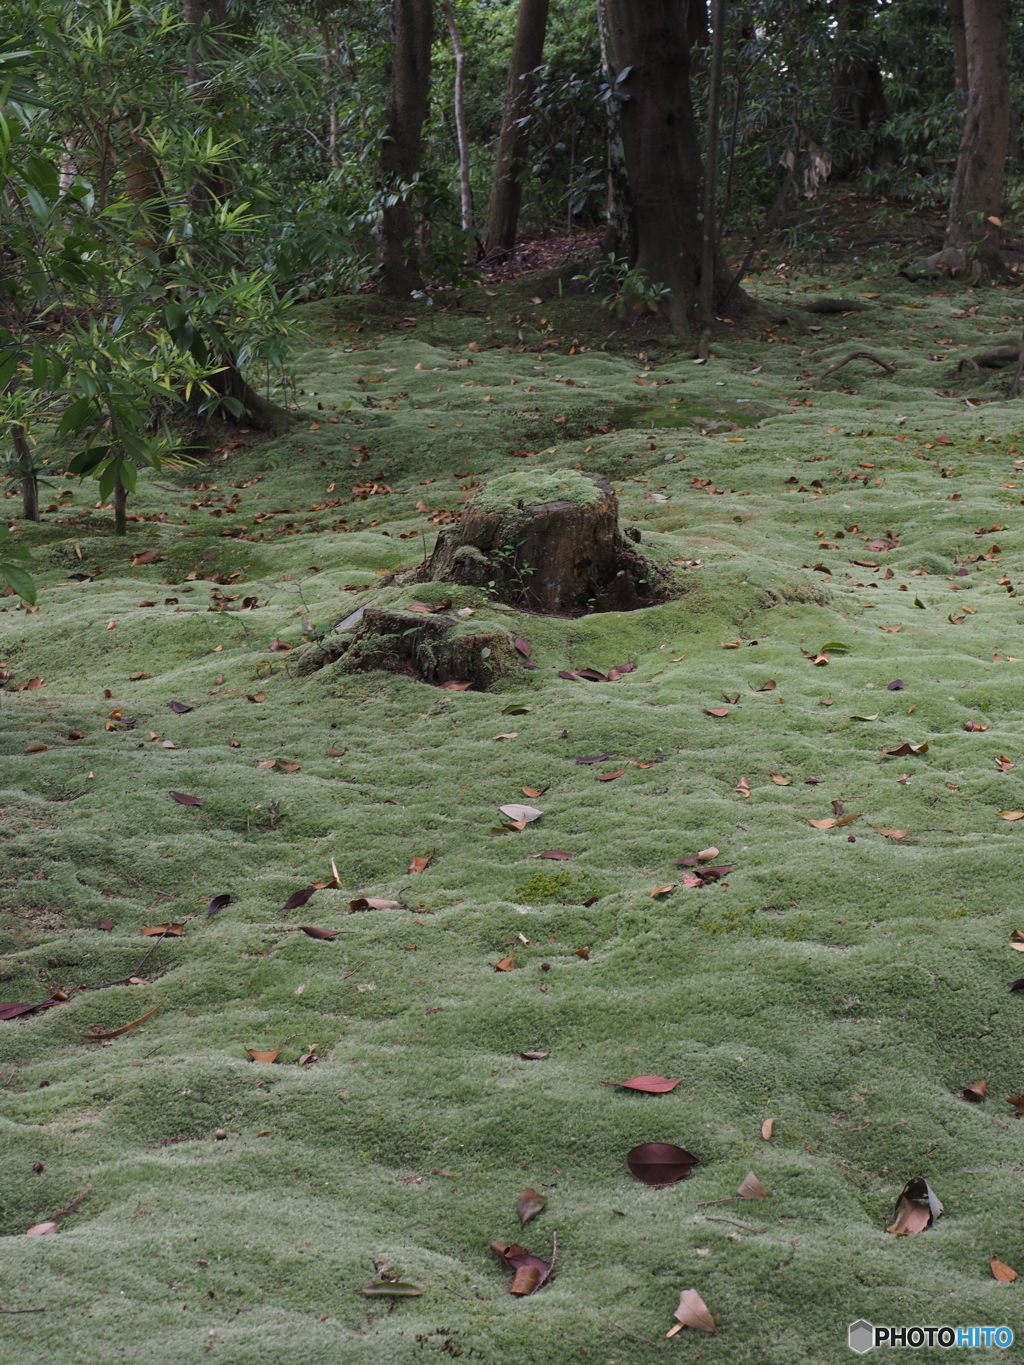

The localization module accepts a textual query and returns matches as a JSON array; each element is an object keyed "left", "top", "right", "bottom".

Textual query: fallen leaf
[
  {"left": 704, "top": 707, "right": 730, "bottom": 717},
  {"left": 268, "top": 638, "right": 292, "bottom": 652},
  {"left": 494, "top": 953, "right": 516, "bottom": 971},
  {"left": 606, "top": 1075, "right": 682, "bottom": 1094},
  {"left": 297, "top": 926, "right": 344, "bottom": 940},
  {"left": 574, "top": 753, "right": 612, "bottom": 765},
  {"left": 247, "top": 692, "right": 266, "bottom": 704},
  {"left": 499, "top": 804, "right": 542, "bottom": 823},
  {"left": 131, "top": 550, "right": 163, "bottom": 566},
  {"left": 964, "top": 720, "right": 987, "bottom": 732},
  {"left": 771, "top": 775, "right": 791, "bottom": 786},
  {"left": 492, "top": 732, "right": 519, "bottom": 741},
  {"left": 961, "top": 1080, "right": 987, "bottom": 1102},
  {"left": 882, "top": 742, "right": 928, "bottom": 757},
  {"left": 81, "top": 1001, "right": 165, "bottom": 1041},
  {"left": 348, "top": 897, "right": 402, "bottom": 911},
  {"left": 491, "top": 1242, "right": 552, "bottom": 1295},
  {"left": 991, "top": 1257, "right": 1018, "bottom": 1283},
  {"left": 229, "top": 738, "right": 241, "bottom": 747},
  {"left": 808, "top": 817, "right": 837, "bottom": 830},
  {"left": 25, "top": 1222, "right": 58, "bottom": 1237},
  {"left": 519, "top": 1050, "right": 549, "bottom": 1061},
  {"left": 761, "top": 1117, "right": 775, "bottom": 1140},
  {"left": 650, "top": 884, "right": 676, "bottom": 897},
  {"left": 850, "top": 713, "right": 879, "bottom": 722},
  {"left": 170, "top": 791, "right": 203, "bottom": 806},
  {"left": 207, "top": 894, "right": 232, "bottom": 916},
  {"left": 996, "top": 755, "right": 1015, "bottom": 771},
  {"left": 97, "top": 918, "right": 114, "bottom": 931},
  {"left": 168, "top": 701, "right": 193, "bottom": 714},
  {"left": 734, "top": 776, "right": 751, "bottom": 798},
  {"left": 502, "top": 703, "right": 532, "bottom": 715},
  {"left": 282, "top": 887, "right": 317, "bottom": 910},
  {"left": 141, "top": 923, "right": 184, "bottom": 936},
  {"left": 876, "top": 828, "right": 909, "bottom": 840},
  {"left": 518, "top": 1188, "right": 547, "bottom": 1224},
  {"left": 246, "top": 1049, "right": 280, "bottom": 1064},
  {"left": 626, "top": 1142, "right": 699, "bottom": 1186},
  {"left": 361, "top": 1280, "right": 424, "bottom": 1297},
  {"left": 0, "top": 1001, "right": 44, "bottom": 1019},
  {"left": 24, "top": 742, "right": 48, "bottom": 753},
  {"left": 409, "top": 854, "right": 433, "bottom": 874},
  {"left": 440, "top": 680, "right": 472, "bottom": 691},
  {"left": 887, "top": 1176, "right": 942, "bottom": 1236},
  {"left": 738, "top": 1171, "right": 768, "bottom": 1199},
  {"left": 596, "top": 768, "right": 626, "bottom": 782},
  {"left": 514, "top": 638, "right": 532, "bottom": 658},
  {"left": 999, "top": 811, "right": 1024, "bottom": 821},
  {"left": 880, "top": 624, "right": 902, "bottom": 633},
  {"left": 671, "top": 1288, "right": 716, "bottom": 1333}
]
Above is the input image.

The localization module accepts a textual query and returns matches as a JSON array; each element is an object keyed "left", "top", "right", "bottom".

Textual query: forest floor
[{"left": 3, "top": 241, "right": 1024, "bottom": 1365}]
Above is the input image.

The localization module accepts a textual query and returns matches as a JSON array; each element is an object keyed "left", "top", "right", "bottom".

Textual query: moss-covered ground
[{"left": 3, "top": 261, "right": 1024, "bottom": 1363}]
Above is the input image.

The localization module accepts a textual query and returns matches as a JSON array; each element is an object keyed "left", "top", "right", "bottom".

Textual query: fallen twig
[
  {"left": 0, "top": 1307, "right": 46, "bottom": 1314},
  {"left": 704, "top": 1216, "right": 767, "bottom": 1232},
  {"left": 54, "top": 1185, "right": 91, "bottom": 1224},
  {"left": 76, "top": 926, "right": 175, "bottom": 992},
  {"left": 814, "top": 351, "right": 897, "bottom": 390},
  {"left": 611, "top": 1322, "right": 663, "bottom": 1349}
]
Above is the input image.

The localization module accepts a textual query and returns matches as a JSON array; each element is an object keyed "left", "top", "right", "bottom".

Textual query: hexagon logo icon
[{"left": 848, "top": 1320, "right": 875, "bottom": 1354}]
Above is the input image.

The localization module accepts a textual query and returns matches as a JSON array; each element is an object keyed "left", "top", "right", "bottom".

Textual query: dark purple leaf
[
  {"left": 297, "top": 925, "right": 343, "bottom": 939},
  {"left": 169, "top": 701, "right": 193, "bottom": 714},
  {"left": 514, "top": 637, "right": 532, "bottom": 658},
  {"left": 675, "top": 856, "right": 699, "bottom": 867},
  {"left": 207, "top": 894, "right": 232, "bottom": 917},
  {"left": 97, "top": 918, "right": 115, "bottom": 931},
  {"left": 832, "top": 800, "right": 844, "bottom": 816},
  {"left": 574, "top": 754, "right": 612, "bottom": 765},
  {"left": 1010, "top": 978, "right": 1024, "bottom": 992},
  {"left": 170, "top": 791, "right": 203, "bottom": 806},
  {"left": 557, "top": 670, "right": 578, "bottom": 680},
  {"left": 887, "top": 680, "right": 905, "bottom": 691},
  {"left": 0, "top": 1002, "right": 40, "bottom": 1019},
  {"left": 626, "top": 1142, "right": 700, "bottom": 1186},
  {"left": 574, "top": 669, "right": 609, "bottom": 682},
  {"left": 282, "top": 887, "right": 316, "bottom": 911}
]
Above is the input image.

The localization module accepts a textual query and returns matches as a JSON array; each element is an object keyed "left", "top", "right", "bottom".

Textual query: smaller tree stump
[{"left": 423, "top": 469, "right": 664, "bottom": 614}]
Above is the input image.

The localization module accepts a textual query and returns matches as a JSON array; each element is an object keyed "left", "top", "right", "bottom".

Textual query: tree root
[{"left": 814, "top": 351, "right": 896, "bottom": 390}]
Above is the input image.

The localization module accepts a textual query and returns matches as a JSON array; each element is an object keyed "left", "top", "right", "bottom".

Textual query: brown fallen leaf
[
  {"left": 349, "top": 896, "right": 402, "bottom": 912},
  {"left": 604, "top": 1075, "right": 682, "bottom": 1094},
  {"left": 141, "top": 923, "right": 184, "bottom": 936},
  {"left": 770, "top": 774, "right": 791, "bottom": 786},
  {"left": 527, "top": 850, "right": 576, "bottom": 860},
  {"left": 670, "top": 1288, "right": 716, "bottom": 1334},
  {"left": 247, "top": 691, "right": 266, "bottom": 703},
  {"left": 519, "top": 1051, "right": 548, "bottom": 1060},
  {"left": 297, "top": 926, "right": 345, "bottom": 940},
  {"left": 440, "top": 680, "right": 473, "bottom": 691},
  {"left": 880, "top": 624, "right": 902, "bottom": 632},
  {"left": 490, "top": 1241, "right": 552, "bottom": 1296},
  {"left": 737, "top": 1171, "right": 769, "bottom": 1199},
  {"left": 282, "top": 887, "right": 317, "bottom": 911},
  {"left": 734, "top": 776, "right": 751, "bottom": 798},
  {"left": 720, "top": 641, "right": 741, "bottom": 649},
  {"left": 991, "top": 1257, "right": 1018, "bottom": 1282},
  {"left": 650, "top": 884, "right": 676, "bottom": 897},
  {"left": 492, "top": 732, "right": 518, "bottom": 741},
  {"left": 229, "top": 738, "right": 241, "bottom": 748},
  {"left": 761, "top": 1117, "right": 775, "bottom": 1140},
  {"left": 996, "top": 755, "right": 1015, "bottom": 771},
  {"left": 82, "top": 1001, "right": 165, "bottom": 1041},
  {"left": 409, "top": 854, "right": 433, "bottom": 874},
  {"left": 97, "top": 918, "right": 114, "bottom": 931},
  {"left": 756, "top": 679, "right": 777, "bottom": 692},
  {"left": 596, "top": 767, "right": 626, "bottom": 781},
  {"left": 964, "top": 720, "right": 987, "bottom": 732},
  {"left": 518, "top": 1188, "right": 547, "bottom": 1224},
  {"left": 961, "top": 1080, "right": 987, "bottom": 1102},
  {"left": 494, "top": 953, "right": 516, "bottom": 971},
  {"left": 808, "top": 817, "right": 837, "bottom": 830},
  {"left": 131, "top": 550, "right": 163, "bottom": 566},
  {"left": 246, "top": 1049, "right": 280, "bottom": 1064},
  {"left": 170, "top": 791, "right": 203, "bottom": 806},
  {"left": 572, "top": 946, "right": 591, "bottom": 960},
  {"left": 25, "top": 1222, "right": 58, "bottom": 1236},
  {"left": 626, "top": 1142, "right": 699, "bottom": 1186},
  {"left": 999, "top": 811, "right": 1024, "bottom": 821},
  {"left": 887, "top": 1177, "right": 942, "bottom": 1236},
  {"left": 704, "top": 707, "right": 730, "bottom": 718},
  {"left": 876, "top": 828, "right": 909, "bottom": 840},
  {"left": 521, "top": 786, "right": 547, "bottom": 798}
]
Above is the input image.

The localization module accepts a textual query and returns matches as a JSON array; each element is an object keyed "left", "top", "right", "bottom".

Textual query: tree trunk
[
  {"left": 596, "top": 0, "right": 635, "bottom": 260},
  {"left": 483, "top": 0, "right": 550, "bottom": 258},
  {"left": 947, "top": 0, "right": 969, "bottom": 108},
  {"left": 424, "top": 470, "right": 665, "bottom": 615},
  {"left": 602, "top": 0, "right": 705, "bottom": 335},
  {"left": 831, "top": 0, "right": 887, "bottom": 175},
  {"left": 113, "top": 472, "right": 127, "bottom": 537},
  {"left": 441, "top": 0, "right": 473, "bottom": 236},
  {"left": 183, "top": 0, "right": 231, "bottom": 209},
  {"left": 699, "top": 0, "right": 726, "bottom": 322},
  {"left": 378, "top": 0, "right": 433, "bottom": 295},
  {"left": 947, "top": 0, "right": 1010, "bottom": 264},
  {"left": 10, "top": 424, "right": 39, "bottom": 523}
]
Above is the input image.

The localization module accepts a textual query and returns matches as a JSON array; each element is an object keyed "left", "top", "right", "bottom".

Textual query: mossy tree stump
[{"left": 424, "top": 469, "right": 663, "bottom": 614}]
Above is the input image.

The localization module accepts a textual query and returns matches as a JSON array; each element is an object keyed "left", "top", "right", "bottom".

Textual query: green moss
[
  {"left": 514, "top": 868, "right": 603, "bottom": 905},
  {"left": 472, "top": 468, "right": 604, "bottom": 514}
]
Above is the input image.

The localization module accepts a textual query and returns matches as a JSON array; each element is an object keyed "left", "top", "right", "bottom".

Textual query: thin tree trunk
[
  {"left": 596, "top": 0, "right": 635, "bottom": 261},
  {"left": 830, "top": 0, "right": 887, "bottom": 175},
  {"left": 322, "top": 23, "right": 342, "bottom": 171},
  {"left": 947, "top": 0, "right": 1009, "bottom": 264},
  {"left": 11, "top": 424, "right": 39, "bottom": 523},
  {"left": 947, "top": 0, "right": 969, "bottom": 108},
  {"left": 603, "top": 0, "right": 704, "bottom": 335},
  {"left": 378, "top": 0, "right": 433, "bottom": 295},
  {"left": 113, "top": 473, "right": 127, "bottom": 537},
  {"left": 484, "top": 0, "right": 550, "bottom": 257},
  {"left": 441, "top": 0, "right": 473, "bottom": 235},
  {"left": 699, "top": 0, "right": 726, "bottom": 322}
]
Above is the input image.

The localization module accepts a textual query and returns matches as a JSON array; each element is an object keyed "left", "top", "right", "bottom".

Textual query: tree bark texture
[
  {"left": 947, "top": 0, "right": 1010, "bottom": 261},
  {"left": 596, "top": 0, "right": 635, "bottom": 260},
  {"left": 113, "top": 472, "right": 127, "bottom": 537},
  {"left": 830, "top": 0, "right": 887, "bottom": 175},
  {"left": 441, "top": 0, "right": 474, "bottom": 234},
  {"left": 10, "top": 424, "right": 39, "bottom": 523},
  {"left": 483, "top": 0, "right": 550, "bottom": 257},
  {"left": 602, "top": 0, "right": 704, "bottom": 335},
  {"left": 699, "top": 0, "right": 726, "bottom": 321},
  {"left": 947, "top": 0, "right": 969, "bottom": 107},
  {"left": 378, "top": 0, "right": 433, "bottom": 294}
]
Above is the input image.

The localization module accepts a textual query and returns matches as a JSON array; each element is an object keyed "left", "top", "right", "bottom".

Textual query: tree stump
[{"left": 423, "top": 469, "right": 664, "bottom": 614}]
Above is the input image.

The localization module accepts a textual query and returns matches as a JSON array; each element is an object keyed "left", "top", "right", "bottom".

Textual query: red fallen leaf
[
  {"left": 964, "top": 720, "right": 987, "bottom": 732},
  {"left": 97, "top": 918, "right": 115, "bottom": 931},
  {"left": 882, "top": 741, "right": 928, "bottom": 757},
  {"left": 0, "top": 1002, "right": 43, "bottom": 1019},
  {"left": 596, "top": 768, "right": 626, "bottom": 781},
  {"left": 680, "top": 872, "right": 702, "bottom": 888},
  {"left": 604, "top": 1075, "right": 682, "bottom": 1094},
  {"left": 887, "top": 1177, "right": 942, "bottom": 1236},
  {"left": 704, "top": 707, "right": 730, "bottom": 718},
  {"left": 349, "top": 897, "right": 402, "bottom": 911},
  {"left": 606, "top": 662, "right": 636, "bottom": 681},
  {"left": 961, "top": 1080, "right": 987, "bottom": 1102},
  {"left": 991, "top": 1257, "right": 1018, "bottom": 1282},
  {"left": 527, "top": 850, "right": 577, "bottom": 860},
  {"left": 734, "top": 776, "right": 751, "bottom": 798},
  {"left": 574, "top": 753, "right": 612, "bottom": 764},
  {"left": 573, "top": 946, "right": 591, "bottom": 960},
  {"left": 141, "top": 923, "right": 184, "bottom": 936},
  {"left": 672, "top": 1288, "right": 717, "bottom": 1334},
  {"left": 1008, "top": 979, "right": 1024, "bottom": 992},
  {"left": 297, "top": 926, "right": 344, "bottom": 939},
  {"left": 409, "top": 854, "right": 433, "bottom": 874},
  {"left": 170, "top": 791, "right": 203, "bottom": 806},
  {"left": 626, "top": 1142, "right": 699, "bottom": 1186},
  {"left": 268, "top": 638, "right": 292, "bottom": 652},
  {"left": 514, "top": 637, "right": 532, "bottom": 658},
  {"left": 281, "top": 887, "right": 317, "bottom": 911},
  {"left": 517, "top": 1188, "right": 547, "bottom": 1224},
  {"left": 207, "top": 894, "right": 232, "bottom": 916},
  {"left": 168, "top": 701, "right": 193, "bottom": 714},
  {"left": 519, "top": 1051, "right": 549, "bottom": 1060},
  {"left": 246, "top": 1049, "right": 280, "bottom": 1063}
]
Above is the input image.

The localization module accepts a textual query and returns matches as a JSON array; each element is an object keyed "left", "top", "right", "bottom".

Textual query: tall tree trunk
[
  {"left": 378, "top": 0, "right": 433, "bottom": 294},
  {"left": 699, "top": 0, "right": 726, "bottom": 322},
  {"left": 113, "top": 473, "right": 127, "bottom": 537},
  {"left": 183, "top": 0, "right": 231, "bottom": 209},
  {"left": 947, "top": 0, "right": 969, "bottom": 108},
  {"left": 831, "top": 0, "right": 887, "bottom": 176},
  {"left": 10, "top": 424, "right": 39, "bottom": 523},
  {"left": 596, "top": 0, "right": 635, "bottom": 260},
  {"left": 947, "top": 0, "right": 1009, "bottom": 264},
  {"left": 441, "top": 0, "right": 473, "bottom": 236},
  {"left": 603, "top": 0, "right": 704, "bottom": 335},
  {"left": 483, "top": 0, "right": 550, "bottom": 257}
]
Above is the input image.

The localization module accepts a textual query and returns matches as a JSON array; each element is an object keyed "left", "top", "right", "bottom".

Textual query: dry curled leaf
[
  {"left": 518, "top": 1188, "right": 547, "bottom": 1224},
  {"left": 519, "top": 1051, "right": 548, "bottom": 1060},
  {"left": 876, "top": 828, "right": 909, "bottom": 840},
  {"left": 808, "top": 817, "right": 837, "bottom": 830},
  {"left": 348, "top": 896, "right": 402, "bottom": 912},
  {"left": 82, "top": 1001, "right": 164, "bottom": 1041},
  {"left": 573, "top": 946, "right": 591, "bottom": 960},
  {"left": 499, "top": 803, "right": 542, "bottom": 823},
  {"left": 527, "top": 850, "right": 576, "bottom": 860},
  {"left": 761, "top": 1117, "right": 775, "bottom": 1140},
  {"left": 24, "top": 741, "right": 48, "bottom": 753},
  {"left": 887, "top": 1177, "right": 942, "bottom": 1236},
  {"left": 961, "top": 1080, "right": 987, "bottom": 1102},
  {"left": 207, "top": 894, "right": 232, "bottom": 916},
  {"left": 756, "top": 679, "right": 777, "bottom": 692},
  {"left": 999, "top": 811, "right": 1024, "bottom": 822},
  {"left": 626, "top": 1142, "right": 699, "bottom": 1186},
  {"left": 991, "top": 1257, "right": 1018, "bottom": 1283},
  {"left": 964, "top": 720, "right": 987, "bottom": 732},
  {"left": 246, "top": 1049, "right": 280, "bottom": 1064},
  {"left": 738, "top": 1172, "right": 768, "bottom": 1200},
  {"left": 298, "top": 926, "right": 345, "bottom": 940},
  {"left": 650, "top": 884, "right": 676, "bottom": 897},
  {"left": 25, "top": 1222, "right": 58, "bottom": 1237},
  {"left": 409, "top": 854, "right": 433, "bottom": 874},
  {"left": 672, "top": 1288, "right": 716, "bottom": 1333},
  {"left": 490, "top": 1241, "right": 552, "bottom": 1296},
  {"left": 595, "top": 767, "right": 626, "bottom": 781},
  {"left": 282, "top": 887, "right": 317, "bottom": 911},
  {"left": 734, "top": 776, "right": 751, "bottom": 798},
  {"left": 771, "top": 774, "right": 791, "bottom": 785},
  {"left": 703, "top": 707, "right": 730, "bottom": 718},
  {"left": 494, "top": 953, "right": 516, "bottom": 972},
  {"left": 141, "top": 923, "right": 184, "bottom": 937}
]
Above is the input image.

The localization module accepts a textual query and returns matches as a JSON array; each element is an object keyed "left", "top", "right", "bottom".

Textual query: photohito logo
[{"left": 848, "top": 1321, "right": 1014, "bottom": 1351}]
